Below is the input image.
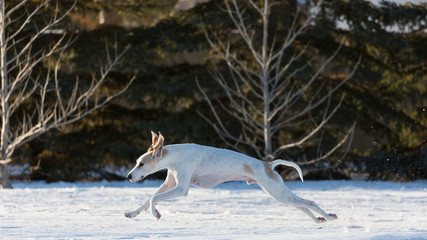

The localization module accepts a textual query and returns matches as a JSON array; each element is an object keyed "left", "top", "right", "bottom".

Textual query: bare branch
[
  {"left": 4, "top": 0, "right": 30, "bottom": 19},
  {"left": 200, "top": 0, "right": 356, "bottom": 163},
  {"left": 225, "top": 0, "right": 263, "bottom": 66},
  {"left": 0, "top": 0, "right": 135, "bottom": 188},
  {"left": 300, "top": 122, "right": 357, "bottom": 166},
  {"left": 273, "top": 94, "right": 345, "bottom": 156}
]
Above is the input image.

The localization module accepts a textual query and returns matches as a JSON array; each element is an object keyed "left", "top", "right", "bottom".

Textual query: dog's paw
[
  {"left": 154, "top": 209, "right": 161, "bottom": 220},
  {"left": 124, "top": 211, "right": 138, "bottom": 218},
  {"left": 316, "top": 217, "right": 327, "bottom": 223},
  {"left": 328, "top": 213, "right": 338, "bottom": 219}
]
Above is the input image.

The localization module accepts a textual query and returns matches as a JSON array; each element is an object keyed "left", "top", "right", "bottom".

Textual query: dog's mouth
[
  {"left": 137, "top": 176, "right": 145, "bottom": 182},
  {"left": 129, "top": 176, "right": 145, "bottom": 183},
  {"left": 127, "top": 172, "right": 145, "bottom": 182}
]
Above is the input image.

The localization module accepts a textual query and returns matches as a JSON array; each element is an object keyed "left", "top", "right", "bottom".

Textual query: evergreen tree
[{"left": 7, "top": 0, "right": 425, "bottom": 181}]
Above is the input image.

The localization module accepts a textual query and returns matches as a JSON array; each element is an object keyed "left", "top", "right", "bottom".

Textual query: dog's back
[{"left": 164, "top": 144, "right": 274, "bottom": 187}]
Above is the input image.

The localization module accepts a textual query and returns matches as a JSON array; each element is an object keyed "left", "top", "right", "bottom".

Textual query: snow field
[{"left": 1, "top": 180, "right": 426, "bottom": 239}]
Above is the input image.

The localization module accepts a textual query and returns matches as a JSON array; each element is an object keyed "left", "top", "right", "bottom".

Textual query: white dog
[{"left": 125, "top": 131, "right": 337, "bottom": 223}]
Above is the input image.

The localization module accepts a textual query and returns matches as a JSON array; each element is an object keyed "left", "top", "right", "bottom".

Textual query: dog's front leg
[
  {"left": 149, "top": 172, "right": 191, "bottom": 220},
  {"left": 125, "top": 170, "right": 176, "bottom": 218}
]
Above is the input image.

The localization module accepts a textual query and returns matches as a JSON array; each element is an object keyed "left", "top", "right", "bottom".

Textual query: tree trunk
[
  {"left": 0, "top": 1, "right": 12, "bottom": 189},
  {"left": 0, "top": 164, "right": 13, "bottom": 189},
  {"left": 262, "top": 0, "right": 273, "bottom": 161}
]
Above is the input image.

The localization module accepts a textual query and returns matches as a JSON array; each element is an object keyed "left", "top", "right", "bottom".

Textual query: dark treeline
[{"left": 7, "top": 0, "right": 426, "bottom": 182}]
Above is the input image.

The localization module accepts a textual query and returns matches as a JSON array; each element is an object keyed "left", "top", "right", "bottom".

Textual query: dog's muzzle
[
  {"left": 126, "top": 173, "right": 133, "bottom": 181},
  {"left": 126, "top": 173, "right": 144, "bottom": 182}
]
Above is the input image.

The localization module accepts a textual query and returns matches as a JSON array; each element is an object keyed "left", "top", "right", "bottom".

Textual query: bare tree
[
  {"left": 0, "top": 0, "right": 134, "bottom": 188},
  {"left": 198, "top": 0, "right": 358, "bottom": 171}
]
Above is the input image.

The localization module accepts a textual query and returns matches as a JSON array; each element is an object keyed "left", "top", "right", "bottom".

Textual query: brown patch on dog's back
[
  {"left": 263, "top": 161, "right": 279, "bottom": 181},
  {"left": 243, "top": 164, "right": 254, "bottom": 175}
]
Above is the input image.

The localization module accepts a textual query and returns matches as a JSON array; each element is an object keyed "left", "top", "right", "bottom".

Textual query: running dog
[{"left": 125, "top": 131, "right": 337, "bottom": 223}]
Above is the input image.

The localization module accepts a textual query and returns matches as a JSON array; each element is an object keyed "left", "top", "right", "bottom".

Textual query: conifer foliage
[{"left": 3, "top": 0, "right": 425, "bottom": 182}]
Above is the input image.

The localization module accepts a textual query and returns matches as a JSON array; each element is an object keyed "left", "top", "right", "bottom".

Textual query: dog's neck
[{"left": 153, "top": 145, "right": 173, "bottom": 172}]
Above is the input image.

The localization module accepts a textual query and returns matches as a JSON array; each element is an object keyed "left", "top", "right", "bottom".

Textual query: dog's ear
[
  {"left": 158, "top": 132, "right": 164, "bottom": 143},
  {"left": 152, "top": 133, "right": 164, "bottom": 159},
  {"left": 151, "top": 131, "right": 159, "bottom": 146}
]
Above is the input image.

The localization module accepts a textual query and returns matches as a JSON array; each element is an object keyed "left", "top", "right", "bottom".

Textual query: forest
[{"left": 0, "top": 0, "right": 426, "bottom": 187}]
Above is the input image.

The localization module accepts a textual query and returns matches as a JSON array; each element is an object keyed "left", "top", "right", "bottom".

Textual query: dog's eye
[{"left": 137, "top": 162, "right": 144, "bottom": 168}]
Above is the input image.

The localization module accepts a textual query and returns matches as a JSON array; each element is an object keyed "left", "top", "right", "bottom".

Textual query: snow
[
  {"left": 298, "top": 0, "right": 426, "bottom": 4},
  {"left": 369, "top": 0, "right": 426, "bottom": 4},
  {"left": 1, "top": 180, "right": 426, "bottom": 239}
]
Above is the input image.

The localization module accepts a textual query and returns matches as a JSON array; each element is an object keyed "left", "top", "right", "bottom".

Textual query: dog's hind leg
[
  {"left": 295, "top": 206, "right": 323, "bottom": 223},
  {"left": 125, "top": 170, "right": 176, "bottom": 218},
  {"left": 258, "top": 179, "right": 337, "bottom": 223},
  {"left": 288, "top": 195, "right": 338, "bottom": 223}
]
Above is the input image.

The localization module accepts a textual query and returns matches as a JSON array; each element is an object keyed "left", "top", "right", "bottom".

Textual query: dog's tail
[{"left": 271, "top": 160, "right": 304, "bottom": 182}]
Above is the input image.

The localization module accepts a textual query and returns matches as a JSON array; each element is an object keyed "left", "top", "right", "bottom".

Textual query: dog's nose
[{"left": 126, "top": 173, "right": 132, "bottom": 181}]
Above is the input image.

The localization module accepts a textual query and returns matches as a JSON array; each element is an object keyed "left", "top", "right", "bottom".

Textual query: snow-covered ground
[{"left": 1, "top": 180, "right": 426, "bottom": 239}]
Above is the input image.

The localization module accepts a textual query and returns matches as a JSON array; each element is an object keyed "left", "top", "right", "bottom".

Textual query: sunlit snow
[{"left": 1, "top": 180, "right": 426, "bottom": 239}]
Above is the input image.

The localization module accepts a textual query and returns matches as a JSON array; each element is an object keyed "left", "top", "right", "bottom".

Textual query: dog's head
[{"left": 126, "top": 131, "right": 166, "bottom": 182}]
